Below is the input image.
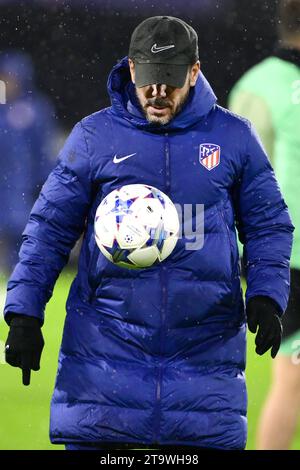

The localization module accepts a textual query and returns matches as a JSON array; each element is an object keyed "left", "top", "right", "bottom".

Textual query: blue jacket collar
[{"left": 107, "top": 56, "right": 217, "bottom": 132}]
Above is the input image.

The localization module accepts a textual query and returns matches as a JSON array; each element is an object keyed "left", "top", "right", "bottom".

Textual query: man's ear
[
  {"left": 128, "top": 58, "right": 135, "bottom": 84},
  {"left": 190, "top": 61, "right": 200, "bottom": 87}
]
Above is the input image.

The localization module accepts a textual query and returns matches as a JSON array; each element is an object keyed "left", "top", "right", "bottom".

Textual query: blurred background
[{"left": 0, "top": 0, "right": 299, "bottom": 450}]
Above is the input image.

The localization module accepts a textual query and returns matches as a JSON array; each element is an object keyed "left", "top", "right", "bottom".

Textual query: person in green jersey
[{"left": 229, "top": 0, "right": 300, "bottom": 450}]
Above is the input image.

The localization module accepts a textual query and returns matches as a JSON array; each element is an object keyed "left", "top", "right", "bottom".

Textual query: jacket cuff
[{"left": 246, "top": 295, "right": 282, "bottom": 316}]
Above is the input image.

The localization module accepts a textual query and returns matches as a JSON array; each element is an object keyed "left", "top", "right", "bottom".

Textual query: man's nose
[{"left": 151, "top": 83, "right": 167, "bottom": 98}]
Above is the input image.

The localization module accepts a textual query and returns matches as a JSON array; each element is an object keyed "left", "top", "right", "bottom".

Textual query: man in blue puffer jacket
[{"left": 4, "top": 16, "right": 294, "bottom": 450}]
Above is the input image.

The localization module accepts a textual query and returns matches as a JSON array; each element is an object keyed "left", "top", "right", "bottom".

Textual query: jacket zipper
[{"left": 153, "top": 133, "right": 170, "bottom": 443}]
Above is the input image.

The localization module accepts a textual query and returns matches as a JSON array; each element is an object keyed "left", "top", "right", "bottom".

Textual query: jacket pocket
[
  {"left": 218, "top": 207, "right": 235, "bottom": 281},
  {"left": 87, "top": 188, "right": 104, "bottom": 301},
  {"left": 87, "top": 239, "right": 101, "bottom": 302}
]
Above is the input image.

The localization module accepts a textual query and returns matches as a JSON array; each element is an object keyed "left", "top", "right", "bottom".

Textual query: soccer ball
[{"left": 94, "top": 184, "right": 180, "bottom": 269}]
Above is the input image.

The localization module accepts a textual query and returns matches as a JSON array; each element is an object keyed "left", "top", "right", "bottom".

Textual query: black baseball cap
[{"left": 128, "top": 16, "right": 199, "bottom": 88}]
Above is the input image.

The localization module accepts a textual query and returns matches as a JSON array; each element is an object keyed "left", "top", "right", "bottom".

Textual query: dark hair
[{"left": 279, "top": 0, "right": 300, "bottom": 39}]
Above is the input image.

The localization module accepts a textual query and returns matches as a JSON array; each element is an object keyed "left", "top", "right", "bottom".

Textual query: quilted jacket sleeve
[
  {"left": 3, "top": 121, "right": 92, "bottom": 325},
  {"left": 235, "top": 123, "right": 294, "bottom": 314}
]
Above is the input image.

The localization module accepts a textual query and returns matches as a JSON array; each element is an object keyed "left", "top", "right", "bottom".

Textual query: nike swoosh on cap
[
  {"left": 151, "top": 43, "right": 175, "bottom": 54},
  {"left": 113, "top": 153, "right": 137, "bottom": 163}
]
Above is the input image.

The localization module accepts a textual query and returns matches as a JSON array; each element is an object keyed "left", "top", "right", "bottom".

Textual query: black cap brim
[{"left": 134, "top": 62, "right": 189, "bottom": 88}]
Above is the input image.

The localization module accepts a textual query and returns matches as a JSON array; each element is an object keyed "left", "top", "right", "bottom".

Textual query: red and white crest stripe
[
  {"left": 201, "top": 150, "right": 220, "bottom": 170},
  {"left": 199, "top": 144, "right": 221, "bottom": 171}
]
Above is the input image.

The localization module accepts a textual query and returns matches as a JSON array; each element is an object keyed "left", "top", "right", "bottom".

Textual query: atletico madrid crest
[{"left": 199, "top": 143, "right": 221, "bottom": 171}]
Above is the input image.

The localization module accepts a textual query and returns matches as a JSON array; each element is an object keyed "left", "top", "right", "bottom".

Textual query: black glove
[
  {"left": 5, "top": 314, "right": 44, "bottom": 386},
  {"left": 246, "top": 296, "right": 283, "bottom": 358}
]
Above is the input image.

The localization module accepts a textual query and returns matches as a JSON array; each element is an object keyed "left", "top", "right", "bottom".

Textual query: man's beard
[{"left": 135, "top": 87, "right": 190, "bottom": 125}]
